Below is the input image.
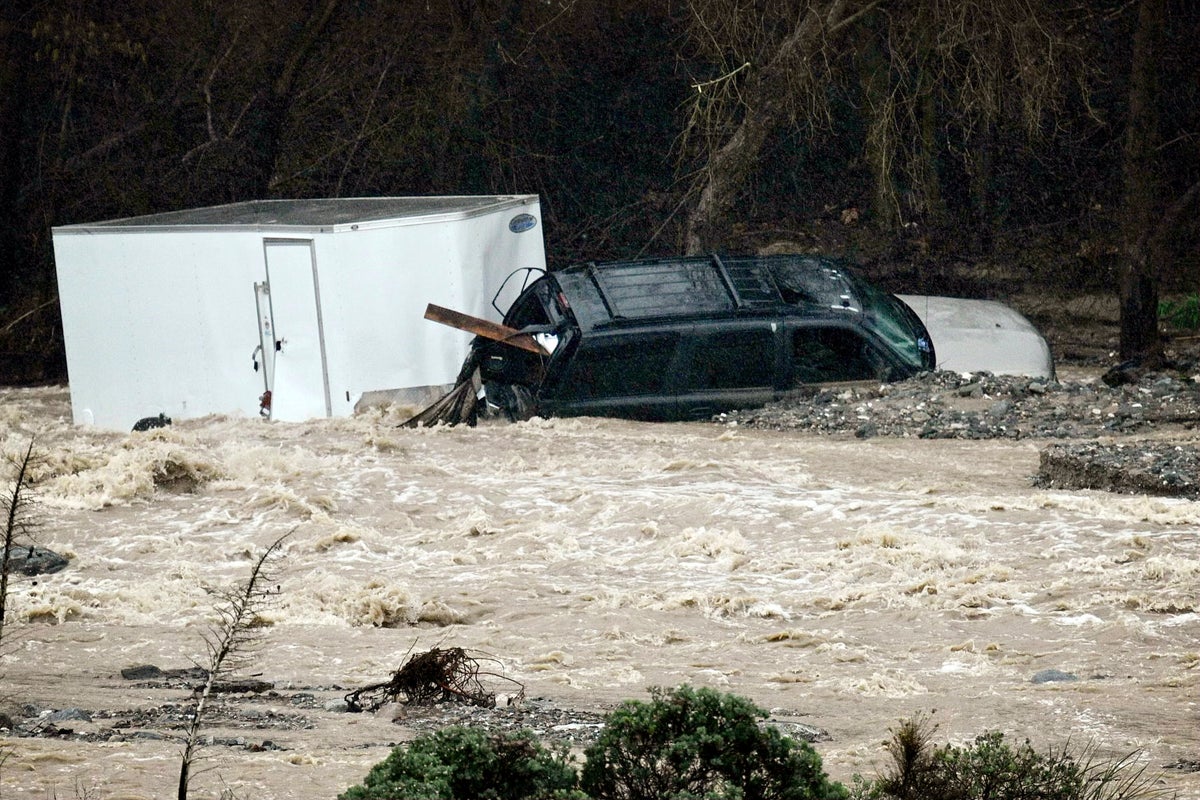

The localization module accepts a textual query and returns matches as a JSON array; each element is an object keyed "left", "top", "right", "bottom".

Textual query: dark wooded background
[{"left": 2, "top": 1, "right": 1197, "bottom": 383}]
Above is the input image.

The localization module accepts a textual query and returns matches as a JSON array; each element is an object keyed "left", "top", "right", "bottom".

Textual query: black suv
[{"left": 465, "top": 254, "right": 935, "bottom": 422}]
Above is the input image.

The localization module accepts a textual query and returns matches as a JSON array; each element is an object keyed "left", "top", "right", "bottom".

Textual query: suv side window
[
  {"left": 791, "top": 326, "right": 879, "bottom": 384},
  {"left": 556, "top": 333, "right": 680, "bottom": 401},
  {"left": 679, "top": 327, "right": 775, "bottom": 391},
  {"left": 504, "top": 282, "right": 555, "bottom": 328}
]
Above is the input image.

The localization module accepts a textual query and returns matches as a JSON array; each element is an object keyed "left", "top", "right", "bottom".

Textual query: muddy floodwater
[{"left": 1, "top": 385, "right": 1198, "bottom": 798}]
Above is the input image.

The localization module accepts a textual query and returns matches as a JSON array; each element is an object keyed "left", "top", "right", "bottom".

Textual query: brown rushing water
[{"left": 1, "top": 385, "right": 1198, "bottom": 799}]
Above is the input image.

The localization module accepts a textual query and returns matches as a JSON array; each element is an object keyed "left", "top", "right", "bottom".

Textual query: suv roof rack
[
  {"left": 560, "top": 253, "right": 859, "bottom": 331},
  {"left": 579, "top": 254, "right": 788, "bottom": 321}
]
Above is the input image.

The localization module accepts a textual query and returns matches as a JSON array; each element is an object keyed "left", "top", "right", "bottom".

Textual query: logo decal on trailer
[{"left": 508, "top": 213, "right": 538, "bottom": 233}]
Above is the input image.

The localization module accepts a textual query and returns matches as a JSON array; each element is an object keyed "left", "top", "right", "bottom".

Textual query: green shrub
[
  {"left": 1159, "top": 294, "right": 1200, "bottom": 330},
  {"left": 921, "top": 730, "right": 1082, "bottom": 800},
  {"left": 580, "top": 685, "right": 847, "bottom": 800},
  {"left": 339, "top": 726, "right": 581, "bottom": 800},
  {"left": 852, "top": 716, "right": 1173, "bottom": 800}
]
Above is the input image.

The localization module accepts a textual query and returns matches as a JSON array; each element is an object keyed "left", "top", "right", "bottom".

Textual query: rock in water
[
  {"left": 132, "top": 412, "right": 172, "bottom": 432},
  {"left": 4, "top": 545, "right": 69, "bottom": 575}
]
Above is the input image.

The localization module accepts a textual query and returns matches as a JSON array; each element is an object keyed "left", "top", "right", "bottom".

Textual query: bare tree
[
  {"left": 177, "top": 532, "right": 289, "bottom": 800},
  {"left": 177, "top": 0, "right": 345, "bottom": 199},
  {"left": 858, "top": 0, "right": 1079, "bottom": 233},
  {"left": 1114, "top": 0, "right": 1200, "bottom": 364},
  {"left": 1117, "top": 0, "right": 1166, "bottom": 364},
  {"left": 682, "top": 0, "right": 880, "bottom": 253},
  {"left": 679, "top": 0, "right": 1082, "bottom": 252},
  {"left": 0, "top": 0, "right": 36, "bottom": 311},
  {"left": 1, "top": 440, "right": 37, "bottom": 648}
]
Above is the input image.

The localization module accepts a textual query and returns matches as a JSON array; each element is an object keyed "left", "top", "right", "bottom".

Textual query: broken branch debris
[{"left": 345, "top": 647, "right": 524, "bottom": 713}]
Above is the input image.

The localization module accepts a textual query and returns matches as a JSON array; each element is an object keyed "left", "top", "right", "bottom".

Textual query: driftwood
[
  {"left": 400, "top": 368, "right": 483, "bottom": 428},
  {"left": 400, "top": 303, "right": 550, "bottom": 428},
  {"left": 345, "top": 647, "right": 524, "bottom": 712},
  {"left": 422, "top": 304, "right": 544, "bottom": 354}
]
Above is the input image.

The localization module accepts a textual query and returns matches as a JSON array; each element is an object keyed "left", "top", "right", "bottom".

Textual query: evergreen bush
[
  {"left": 580, "top": 685, "right": 847, "bottom": 800},
  {"left": 852, "top": 716, "right": 1173, "bottom": 800},
  {"left": 338, "top": 726, "right": 581, "bottom": 800}
]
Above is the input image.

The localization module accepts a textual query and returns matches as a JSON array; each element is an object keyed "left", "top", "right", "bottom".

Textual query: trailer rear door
[{"left": 261, "top": 239, "right": 332, "bottom": 420}]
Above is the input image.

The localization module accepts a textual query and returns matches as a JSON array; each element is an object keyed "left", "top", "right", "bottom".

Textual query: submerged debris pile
[
  {"left": 390, "top": 698, "right": 829, "bottom": 749},
  {"left": 1036, "top": 441, "right": 1200, "bottom": 498},
  {"left": 395, "top": 697, "right": 609, "bottom": 747},
  {"left": 721, "top": 370, "right": 1200, "bottom": 440},
  {"left": 722, "top": 369, "right": 1200, "bottom": 499}
]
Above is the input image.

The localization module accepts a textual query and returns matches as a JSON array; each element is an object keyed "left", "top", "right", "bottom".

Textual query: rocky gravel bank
[{"left": 720, "top": 369, "right": 1200, "bottom": 498}]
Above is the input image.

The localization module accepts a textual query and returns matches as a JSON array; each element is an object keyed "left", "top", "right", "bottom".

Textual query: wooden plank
[{"left": 423, "top": 304, "right": 546, "bottom": 354}]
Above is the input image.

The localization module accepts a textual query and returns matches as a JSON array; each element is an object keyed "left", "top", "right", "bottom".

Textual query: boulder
[{"left": 4, "top": 546, "right": 69, "bottom": 576}]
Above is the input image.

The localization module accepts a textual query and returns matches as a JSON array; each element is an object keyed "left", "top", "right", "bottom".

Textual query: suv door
[
  {"left": 673, "top": 320, "right": 782, "bottom": 420},
  {"left": 544, "top": 329, "right": 683, "bottom": 421},
  {"left": 784, "top": 321, "right": 896, "bottom": 387}
]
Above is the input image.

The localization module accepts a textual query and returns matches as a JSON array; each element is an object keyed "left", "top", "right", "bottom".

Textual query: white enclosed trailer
[{"left": 53, "top": 195, "right": 546, "bottom": 429}]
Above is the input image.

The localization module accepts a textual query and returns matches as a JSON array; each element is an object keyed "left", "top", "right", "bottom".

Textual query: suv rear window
[
  {"left": 557, "top": 333, "right": 680, "bottom": 401},
  {"left": 679, "top": 328, "right": 775, "bottom": 390}
]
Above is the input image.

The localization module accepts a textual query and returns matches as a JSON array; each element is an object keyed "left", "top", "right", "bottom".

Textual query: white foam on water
[{"left": 3, "top": 386, "right": 1200, "bottom": 797}]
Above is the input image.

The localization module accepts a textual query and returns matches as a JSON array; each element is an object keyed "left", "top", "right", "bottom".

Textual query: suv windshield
[{"left": 853, "top": 279, "right": 932, "bottom": 370}]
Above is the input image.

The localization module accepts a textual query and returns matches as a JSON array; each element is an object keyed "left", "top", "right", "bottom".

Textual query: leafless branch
[
  {"left": 345, "top": 646, "right": 524, "bottom": 712},
  {"left": 0, "top": 298, "right": 59, "bottom": 337},
  {"left": 1, "top": 440, "right": 38, "bottom": 648},
  {"left": 500, "top": 0, "right": 580, "bottom": 66},
  {"left": 336, "top": 58, "right": 392, "bottom": 196},
  {"left": 177, "top": 531, "right": 290, "bottom": 800}
]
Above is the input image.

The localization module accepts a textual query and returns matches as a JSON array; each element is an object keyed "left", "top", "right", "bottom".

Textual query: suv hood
[{"left": 895, "top": 295, "right": 1054, "bottom": 379}]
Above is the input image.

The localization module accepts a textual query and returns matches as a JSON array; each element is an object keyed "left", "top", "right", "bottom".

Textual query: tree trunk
[
  {"left": 967, "top": 121, "right": 996, "bottom": 254},
  {"left": 685, "top": 0, "right": 869, "bottom": 254},
  {"left": 240, "top": 0, "right": 344, "bottom": 198},
  {"left": 912, "top": 73, "right": 945, "bottom": 225},
  {"left": 857, "top": 25, "right": 898, "bottom": 229},
  {"left": 0, "top": 2, "right": 34, "bottom": 309},
  {"left": 1117, "top": 0, "right": 1165, "bottom": 364},
  {"left": 459, "top": 0, "right": 524, "bottom": 194}
]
